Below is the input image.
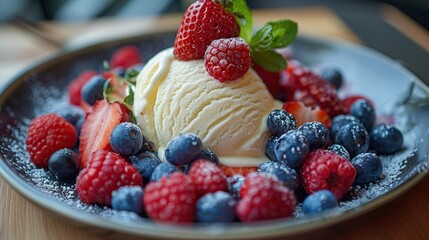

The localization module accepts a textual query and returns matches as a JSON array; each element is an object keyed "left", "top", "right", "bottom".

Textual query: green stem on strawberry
[{"left": 216, "top": 0, "right": 253, "bottom": 43}]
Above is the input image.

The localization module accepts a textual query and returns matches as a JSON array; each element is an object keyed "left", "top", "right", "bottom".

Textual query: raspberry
[
  {"left": 236, "top": 173, "right": 297, "bottom": 222},
  {"left": 188, "top": 159, "right": 228, "bottom": 198},
  {"left": 110, "top": 45, "right": 141, "bottom": 69},
  {"left": 218, "top": 164, "right": 257, "bottom": 177},
  {"left": 25, "top": 113, "right": 77, "bottom": 168},
  {"left": 301, "top": 149, "right": 356, "bottom": 199},
  {"left": 205, "top": 37, "right": 251, "bottom": 82},
  {"left": 76, "top": 150, "right": 142, "bottom": 205},
  {"left": 174, "top": 0, "right": 239, "bottom": 61},
  {"left": 67, "top": 70, "right": 97, "bottom": 107},
  {"left": 144, "top": 172, "right": 197, "bottom": 223}
]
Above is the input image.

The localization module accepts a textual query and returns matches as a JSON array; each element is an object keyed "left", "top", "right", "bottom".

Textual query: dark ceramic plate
[{"left": 1, "top": 32, "right": 429, "bottom": 239}]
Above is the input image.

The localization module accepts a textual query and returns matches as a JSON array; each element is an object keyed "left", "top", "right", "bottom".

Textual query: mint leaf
[
  {"left": 219, "top": 0, "right": 253, "bottom": 43},
  {"left": 252, "top": 50, "right": 286, "bottom": 72},
  {"left": 102, "top": 79, "right": 114, "bottom": 100},
  {"left": 250, "top": 24, "right": 273, "bottom": 51},
  {"left": 103, "top": 60, "right": 111, "bottom": 71},
  {"left": 124, "top": 86, "right": 134, "bottom": 108},
  {"left": 268, "top": 20, "right": 298, "bottom": 48}
]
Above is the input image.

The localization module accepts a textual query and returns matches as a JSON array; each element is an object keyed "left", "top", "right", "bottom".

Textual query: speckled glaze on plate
[{"left": 0, "top": 33, "right": 429, "bottom": 239}]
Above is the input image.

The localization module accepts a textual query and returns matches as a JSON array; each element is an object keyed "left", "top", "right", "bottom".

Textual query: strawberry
[
  {"left": 284, "top": 60, "right": 347, "bottom": 117},
  {"left": 188, "top": 159, "right": 228, "bottom": 198},
  {"left": 110, "top": 45, "right": 141, "bottom": 69},
  {"left": 144, "top": 172, "right": 197, "bottom": 223},
  {"left": 102, "top": 71, "right": 127, "bottom": 100},
  {"left": 283, "top": 101, "right": 331, "bottom": 128},
  {"left": 253, "top": 63, "right": 282, "bottom": 99},
  {"left": 218, "top": 164, "right": 257, "bottom": 177},
  {"left": 25, "top": 113, "right": 77, "bottom": 168},
  {"left": 342, "top": 95, "right": 374, "bottom": 113},
  {"left": 236, "top": 173, "right": 296, "bottom": 222},
  {"left": 205, "top": 37, "right": 251, "bottom": 82},
  {"left": 79, "top": 99, "right": 130, "bottom": 168},
  {"left": 173, "top": 0, "right": 239, "bottom": 61},
  {"left": 301, "top": 149, "right": 356, "bottom": 200},
  {"left": 67, "top": 70, "right": 97, "bottom": 110},
  {"left": 76, "top": 150, "right": 143, "bottom": 205}
]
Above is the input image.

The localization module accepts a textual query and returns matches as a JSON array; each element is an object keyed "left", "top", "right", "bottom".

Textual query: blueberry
[
  {"left": 257, "top": 162, "right": 299, "bottom": 190},
  {"left": 81, "top": 75, "right": 107, "bottom": 105},
  {"left": 196, "top": 191, "right": 237, "bottom": 223},
  {"left": 54, "top": 106, "right": 84, "bottom": 125},
  {"left": 182, "top": 148, "right": 219, "bottom": 173},
  {"left": 111, "top": 186, "right": 144, "bottom": 215},
  {"left": 327, "top": 144, "right": 350, "bottom": 161},
  {"left": 350, "top": 99, "right": 375, "bottom": 131},
  {"left": 150, "top": 162, "right": 180, "bottom": 182},
  {"left": 320, "top": 68, "right": 343, "bottom": 89},
  {"left": 48, "top": 148, "right": 80, "bottom": 180},
  {"left": 302, "top": 190, "right": 338, "bottom": 214},
  {"left": 370, "top": 124, "right": 403, "bottom": 154},
  {"left": 165, "top": 133, "right": 202, "bottom": 166},
  {"left": 275, "top": 130, "right": 309, "bottom": 168},
  {"left": 335, "top": 122, "right": 369, "bottom": 157},
  {"left": 298, "top": 122, "right": 329, "bottom": 149},
  {"left": 110, "top": 122, "right": 143, "bottom": 156},
  {"left": 130, "top": 151, "right": 161, "bottom": 183},
  {"left": 267, "top": 109, "right": 297, "bottom": 136},
  {"left": 331, "top": 114, "right": 361, "bottom": 138},
  {"left": 351, "top": 153, "right": 383, "bottom": 184},
  {"left": 136, "top": 135, "right": 154, "bottom": 154},
  {"left": 227, "top": 175, "right": 245, "bottom": 200},
  {"left": 265, "top": 135, "right": 279, "bottom": 161},
  {"left": 75, "top": 116, "right": 85, "bottom": 136}
]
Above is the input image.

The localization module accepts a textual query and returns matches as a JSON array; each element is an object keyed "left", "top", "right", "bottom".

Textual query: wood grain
[{"left": 1, "top": 6, "right": 428, "bottom": 240}]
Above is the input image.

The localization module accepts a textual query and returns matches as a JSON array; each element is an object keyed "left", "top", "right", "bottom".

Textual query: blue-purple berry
[
  {"left": 111, "top": 186, "right": 144, "bottom": 215},
  {"left": 320, "top": 68, "right": 343, "bottom": 89},
  {"left": 196, "top": 191, "right": 237, "bottom": 223},
  {"left": 257, "top": 161, "right": 299, "bottom": 190},
  {"left": 130, "top": 151, "right": 161, "bottom": 184},
  {"left": 150, "top": 162, "right": 180, "bottom": 182},
  {"left": 274, "top": 130, "right": 309, "bottom": 168},
  {"left": 302, "top": 190, "right": 338, "bottom": 214},
  {"left": 265, "top": 135, "right": 279, "bottom": 161},
  {"left": 227, "top": 175, "right": 245, "bottom": 200},
  {"left": 54, "top": 106, "right": 84, "bottom": 125},
  {"left": 182, "top": 148, "right": 219, "bottom": 173},
  {"left": 48, "top": 148, "right": 80, "bottom": 180},
  {"left": 81, "top": 75, "right": 106, "bottom": 105},
  {"left": 298, "top": 121, "right": 329, "bottom": 149},
  {"left": 350, "top": 99, "right": 375, "bottom": 131},
  {"left": 335, "top": 122, "right": 369, "bottom": 157},
  {"left": 351, "top": 153, "right": 383, "bottom": 184},
  {"left": 267, "top": 109, "right": 296, "bottom": 136},
  {"left": 370, "top": 124, "right": 403, "bottom": 155},
  {"left": 110, "top": 122, "right": 143, "bottom": 156},
  {"left": 327, "top": 144, "right": 350, "bottom": 161},
  {"left": 165, "top": 133, "right": 202, "bottom": 166},
  {"left": 331, "top": 114, "right": 361, "bottom": 138}
]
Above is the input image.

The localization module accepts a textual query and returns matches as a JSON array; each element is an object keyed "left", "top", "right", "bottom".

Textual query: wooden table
[{"left": 1, "top": 5, "right": 429, "bottom": 240}]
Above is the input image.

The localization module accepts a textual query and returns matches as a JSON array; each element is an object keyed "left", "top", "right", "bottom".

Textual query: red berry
[
  {"left": 76, "top": 150, "right": 142, "bottom": 205},
  {"left": 283, "top": 101, "right": 331, "bottom": 128},
  {"left": 67, "top": 70, "right": 97, "bottom": 109},
  {"left": 174, "top": 0, "right": 239, "bottom": 61},
  {"left": 79, "top": 100, "right": 130, "bottom": 168},
  {"left": 218, "top": 164, "right": 257, "bottom": 177},
  {"left": 102, "top": 71, "right": 127, "bottom": 100},
  {"left": 25, "top": 114, "right": 77, "bottom": 168},
  {"left": 301, "top": 149, "right": 356, "bottom": 200},
  {"left": 204, "top": 37, "right": 250, "bottom": 82},
  {"left": 236, "top": 173, "right": 296, "bottom": 222},
  {"left": 110, "top": 45, "right": 141, "bottom": 69},
  {"left": 284, "top": 61, "right": 347, "bottom": 117},
  {"left": 144, "top": 172, "right": 197, "bottom": 223},
  {"left": 253, "top": 63, "right": 282, "bottom": 99},
  {"left": 188, "top": 159, "right": 228, "bottom": 198}
]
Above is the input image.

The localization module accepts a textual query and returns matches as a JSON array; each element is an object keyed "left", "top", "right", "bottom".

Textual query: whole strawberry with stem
[{"left": 174, "top": 0, "right": 239, "bottom": 61}]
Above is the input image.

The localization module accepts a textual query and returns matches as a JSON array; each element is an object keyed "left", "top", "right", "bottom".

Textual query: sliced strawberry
[
  {"left": 79, "top": 99, "right": 130, "bottom": 168},
  {"left": 68, "top": 70, "right": 97, "bottom": 107},
  {"left": 219, "top": 164, "right": 257, "bottom": 178},
  {"left": 283, "top": 101, "right": 331, "bottom": 128},
  {"left": 342, "top": 95, "right": 374, "bottom": 113},
  {"left": 110, "top": 45, "right": 141, "bottom": 69}
]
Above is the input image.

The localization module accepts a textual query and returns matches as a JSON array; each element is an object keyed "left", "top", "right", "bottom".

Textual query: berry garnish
[
  {"left": 283, "top": 101, "right": 331, "bottom": 128},
  {"left": 110, "top": 45, "right": 142, "bottom": 69},
  {"left": 330, "top": 114, "right": 361, "bottom": 139},
  {"left": 81, "top": 75, "right": 107, "bottom": 106},
  {"left": 219, "top": 165, "right": 258, "bottom": 177},
  {"left": 67, "top": 70, "right": 97, "bottom": 108},
  {"left": 144, "top": 172, "right": 197, "bottom": 223},
  {"left": 257, "top": 161, "right": 299, "bottom": 190},
  {"left": 350, "top": 99, "right": 375, "bottom": 131},
  {"left": 198, "top": 148, "right": 219, "bottom": 165},
  {"left": 48, "top": 148, "right": 80, "bottom": 180},
  {"left": 25, "top": 113, "right": 77, "bottom": 168},
  {"left": 327, "top": 144, "right": 351, "bottom": 161},
  {"left": 204, "top": 37, "right": 251, "bottom": 82},
  {"left": 253, "top": 63, "right": 282, "bottom": 99},
  {"left": 267, "top": 109, "right": 297, "bottom": 136},
  {"left": 237, "top": 173, "right": 296, "bottom": 222},
  {"left": 335, "top": 122, "right": 369, "bottom": 157},
  {"left": 76, "top": 150, "right": 143, "bottom": 205},
  {"left": 150, "top": 162, "right": 180, "bottom": 182},
  {"left": 196, "top": 191, "right": 237, "bottom": 223},
  {"left": 302, "top": 190, "right": 338, "bottom": 214},
  {"left": 342, "top": 95, "right": 374, "bottom": 113},
  {"left": 173, "top": 0, "right": 239, "bottom": 61},
  {"left": 284, "top": 61, "right": 347, "bottom": 117},
  {"left": 351, "top": 153, "right": 383, "bottom": 184},
  {"left": 188, "top": 159, "right": 228, "bottom": 198},
  {"left": 298, "top": 121, "right": 329, "bottom": 149},
  {"left": 79, "top": 100, "right": 130, "bottom": 168},
  {"left": 110, "top": 122, "right": 143, "bottom": 156},
  {"left": 130, "top": 151, "right": 161, "bottom": 184},
  {"left": 320, "top": 67, "right": 343, "bottom": 90},
  {"left": 301, "top": 149, "right": 356, "bottom": 200},
  {"left": 165, "top": 133, "right": 203, "bottom": 166},
  {"left": 274, "top": 130, "right": 309, "bottom": 168},
  {"left": 54, "top": 105, "right": 85, "bottom": 125},
  {"left": 265, "top": 135, "right": 279, "bottom": 161},
  {"left": 111, "top": 186, "right": 144, "bottom": 215},
  {"left": 227, "top": 174, "right": 245, "bottom": 200},
  {"left": 370, "top": 123, "right": 403, "bottom": 154}
]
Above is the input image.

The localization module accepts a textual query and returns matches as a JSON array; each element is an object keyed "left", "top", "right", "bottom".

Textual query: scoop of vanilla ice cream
[{"left": 133, "top": 48, "right": 282, "bottom": 167}]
